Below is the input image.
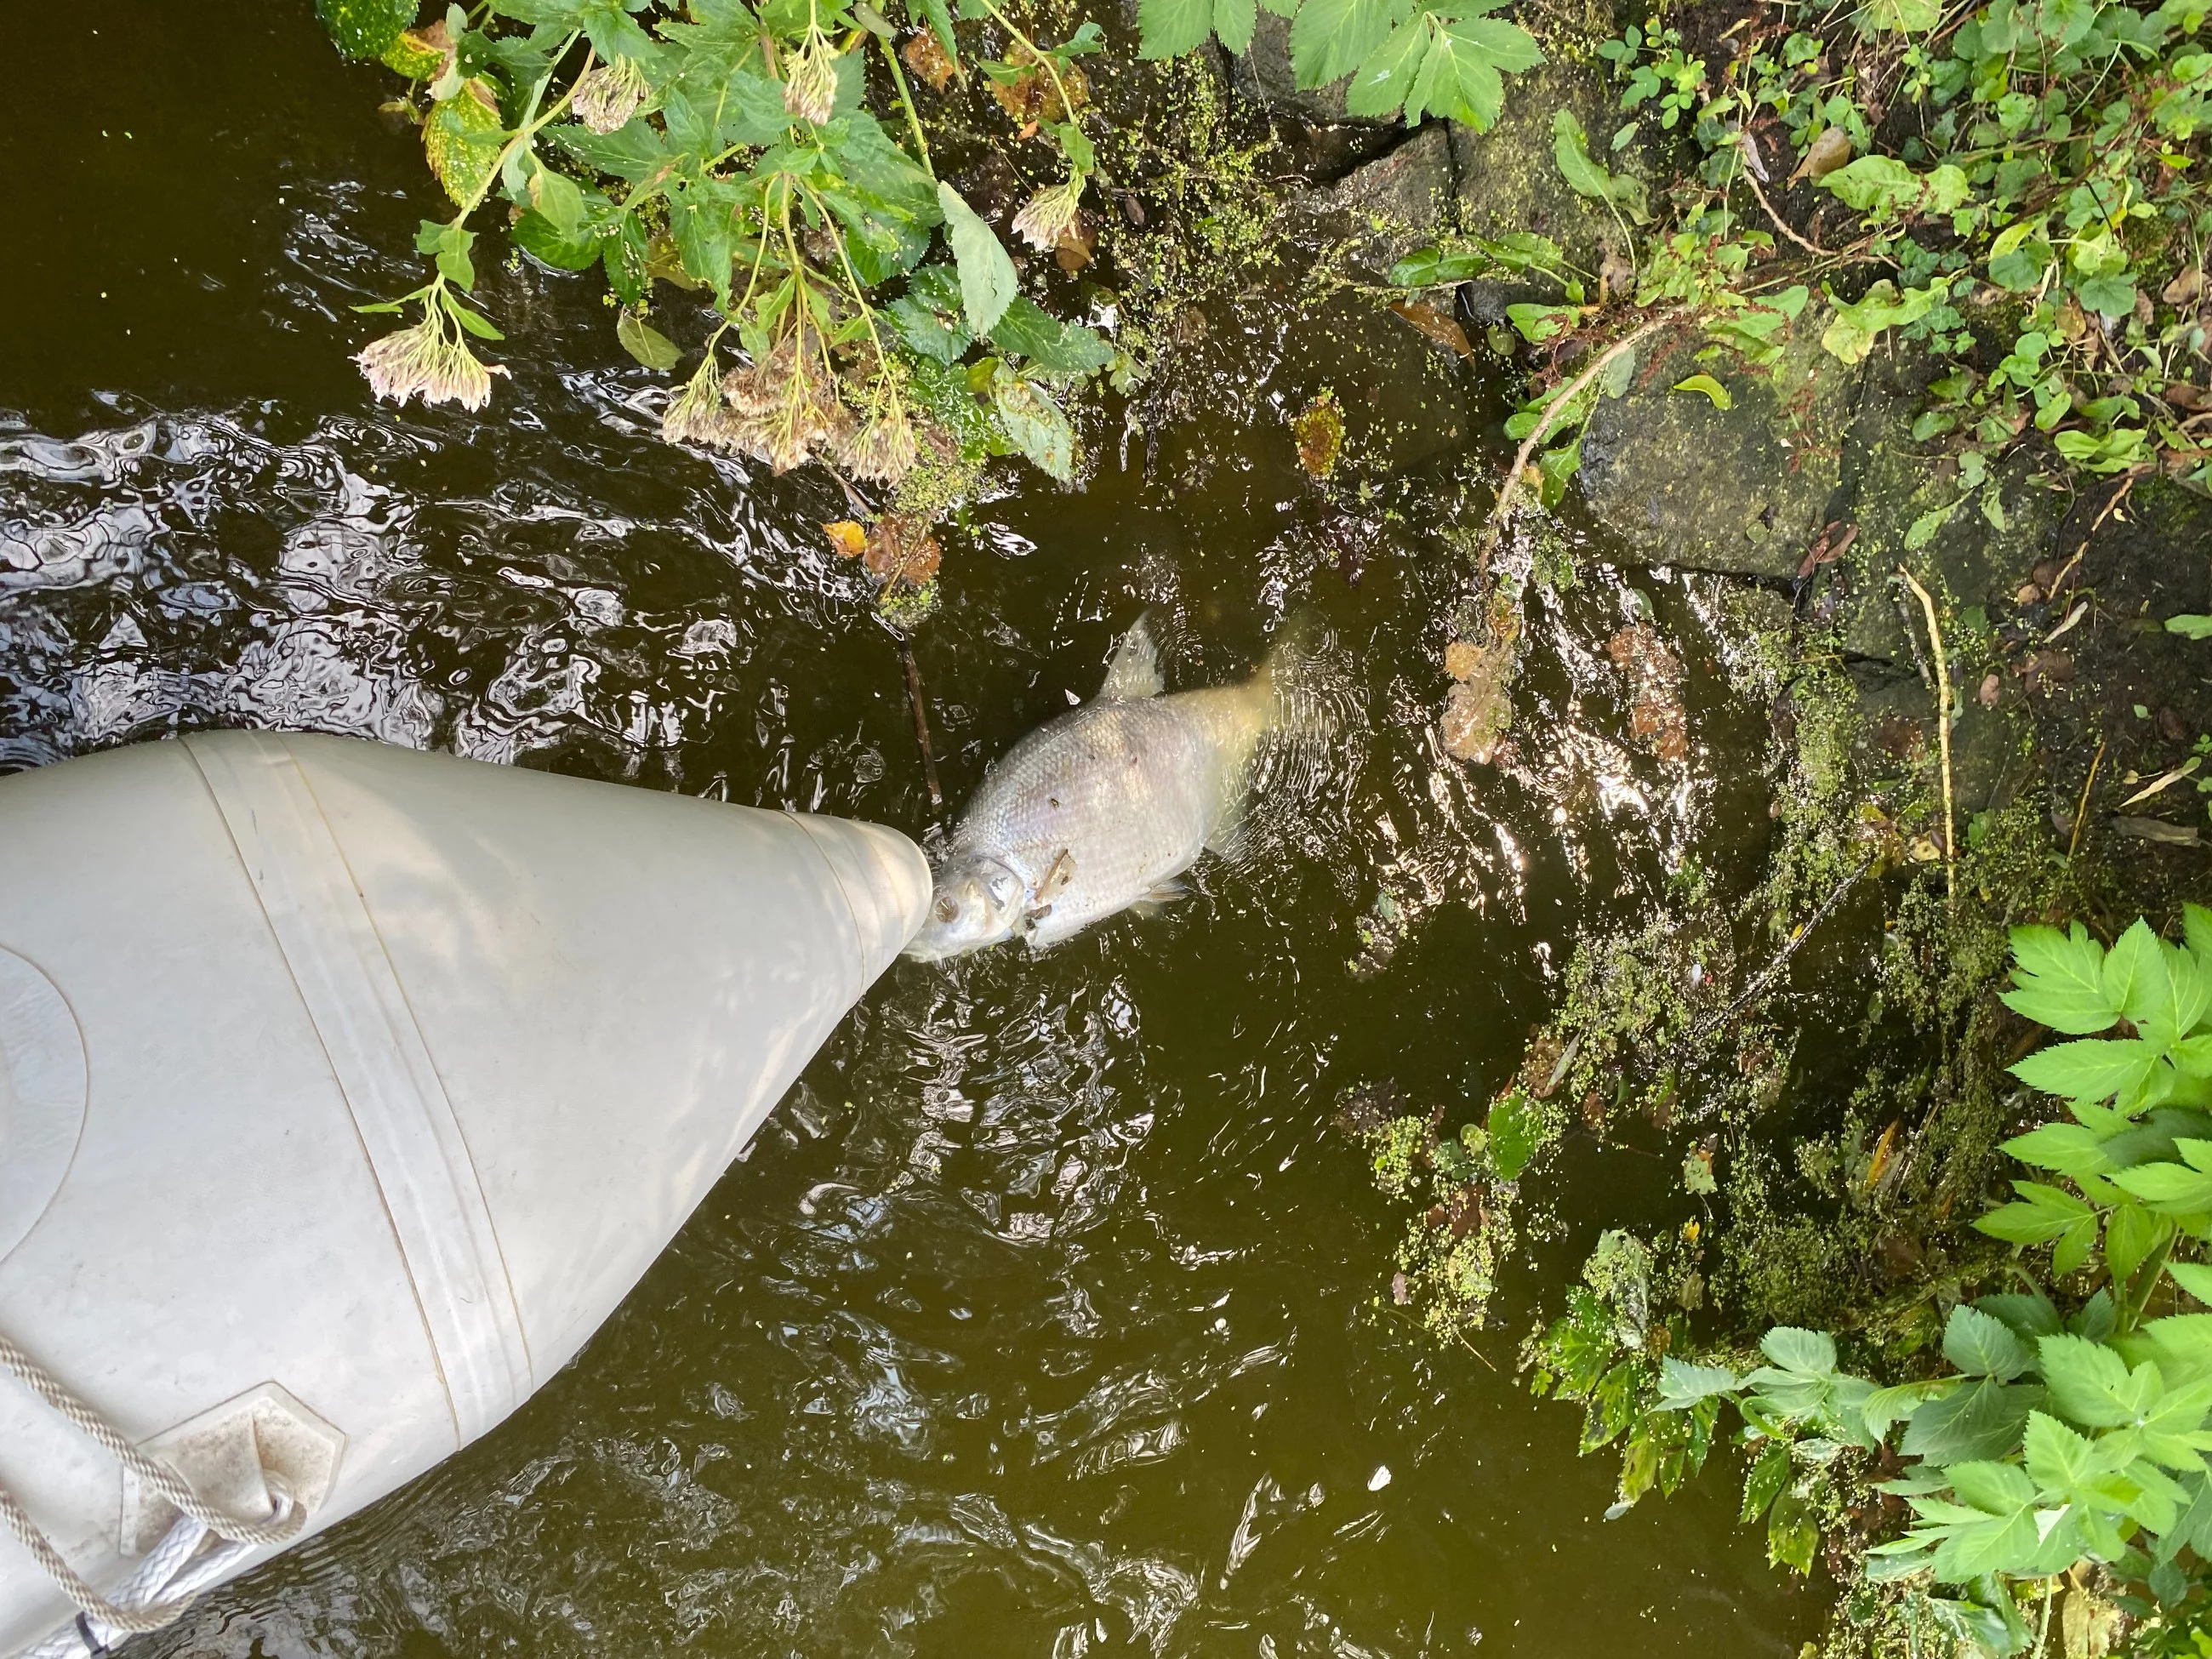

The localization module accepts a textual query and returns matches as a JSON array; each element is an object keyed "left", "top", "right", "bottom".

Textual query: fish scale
[{"left": 904, "top": 617, "right": 1295, "bottom": 960}]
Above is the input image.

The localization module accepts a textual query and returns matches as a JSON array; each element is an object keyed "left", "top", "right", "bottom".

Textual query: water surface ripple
[{"left": 3, "top": 7, "right": 1816, "bottom": 1656}]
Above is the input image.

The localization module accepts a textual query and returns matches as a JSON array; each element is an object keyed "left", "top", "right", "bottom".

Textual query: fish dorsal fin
[{"left": 1096, "top": 615, "right": 1163, "bottom": 701}]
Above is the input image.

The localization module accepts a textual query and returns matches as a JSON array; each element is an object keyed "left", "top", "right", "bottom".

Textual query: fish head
[{"left": 904, "top": 852, "right": 1027, "bottom": 961}]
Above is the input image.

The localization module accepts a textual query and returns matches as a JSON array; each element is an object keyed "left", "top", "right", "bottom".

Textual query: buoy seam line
[
  {"left": 219, "top": 733, "right": 531, "bottom": 1438},
  {"left": 287, "top": 746, "right": 536, "bottom": 1393},
  {"left": 173, "top": 733, "right": 460, "bottom": 1449},
  {"left": 784, "top": 814, "right": 875, "bottom": 1012},
  {"left": 181, "top": 732, "right": 536, "bottom": 1445}
]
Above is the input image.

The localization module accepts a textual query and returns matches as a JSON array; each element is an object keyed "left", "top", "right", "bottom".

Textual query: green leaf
[
  {"left": 2107, "top": 920, "right": 2173, "bottom": 1029},
  {"left": 1900, "top": 1378, "right": 2042, "bottom": 1464},
  {"left": 1287, "top": 0, "right": 1396, "bottom": 88},
  {"left": 2039, "top": 1332, "right": 2161, "bottom": 1428},
  {"left": 514, "top": 208, "right": 602, "bottom": 270},
  {"left": 2167, "top": 614, "right": 2212, "bottom": 641},
  {"left": 1976, "top": 1291, "right": 2063, "bottom": 1341},
  {"left": 1672, "top": 373, "right": 1733, "bottom": 410},
  {"left": 2022, "top": 1408, "right": 2094, "bottom": 1493},
  {"left": 1742, "top": 1440, "right": 1792, "bottom": 1521},
  {"left": 888, "top": 264, "right": 973, "bottom": 364},
  {"left": 445, "top": 299, "right": 505, "bottom": 340},
  {"left": 1944, "top": 1305, "right": 2034, "bottom": 1382},
  {"left": 1411, "top": 15, "right": 1542, "bottom": 131},
  {"left": 424, "top": 83, "right": 509, "bottom": 208},
  {"left": 2107, "top": 1200, "right": 2170, "bottom": 1287},
  {"left": 1863, "top": 1377, "right": 1964, "bottom": 1440},
  {"left": 315, "top": 0, "right": 418, "bottom": 58},
  {"left": 990, "top": 370, "right": 1075, "bottom": 482},
  {"left": 1343, "top": 15, "right": 1434, "bottom": 120},
  {"left": 1865, "top": 0, "right": 1941, "bottom": 27},
  {"left": 1488, "top": 1087, "right": 1542, "bottom": 1180},
  {"left": 1137, "top": 0, "right": 1214, "bottom": 60},
  {"left": 2112, "top": 1143, "right": 2212, "bottom": 1215},
  {"left": 1820, "top": 280, "right": 1941, "bottom": 365},
  {"left": 2004, "top": 922, "right": 2121, "bottom": 1035},
  {"left": 2169, "top": 1262, "right": 2212, "bottom": 1305},
  {"left": 1656, "top": 1357, "right": 1740, "bottom": 1410},
  {"left": 530, "top": 168, "right": 586, "bottom": 240},
  {"left": 989, "top": 298, "right": 1115, "bottom": 375},
  {"left": 2013, "top": 1037, "right": 2164, "bottom": 1106},
  {"left": 1551, "top": 108, "right": 1646, "bottom": 219},
  {"left": 2003, "top": 1121, "right": 2117, "bottom": 1178},
  {"left": 1213, "top": 0, "right": 1257, "bottom": 55},
  {"left": 1760, "top": 1327, "right": 1837, "bottom": 1375},
  {"left": 938, "top": 183, "right": 1018, "bottom": 336},
  {"left": 615, "top": 311, "right": 681, "bottom": 371}
]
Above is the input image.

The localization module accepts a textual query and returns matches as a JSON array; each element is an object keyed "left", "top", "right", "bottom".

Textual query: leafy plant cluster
[
  {"left": 1394, "top": 0, "right": 2212, "bottom": 519},
  {"left": 314, "top": 0, "right": 1545, "bottom": 588},
  {"left": 1531, "top": 909, "right": 2212, "bottom": 1656}
]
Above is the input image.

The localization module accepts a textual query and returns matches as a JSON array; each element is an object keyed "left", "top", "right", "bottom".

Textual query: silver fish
[{"left": 905, "top": 617, "right": 1307, "bottom": 961}]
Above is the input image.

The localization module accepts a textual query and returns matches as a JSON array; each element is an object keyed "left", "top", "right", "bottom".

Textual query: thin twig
[
  {"left": 1738, "top": 131, "right": 1832, "bottom": 256},
  {"left": 1693, "top": 852, "right": 1880, "bottom": 1041},
  {"left": 1481, "top": 308, "right": 1690, "bottom": 570},
  {"left": 898, "top": 637, "right": 944, "bottom": 807},
  {"left": 2069, "top": 731, "right": 2108, "bottom": 860},
  {"left": 1899, "top": 567, "right": 1955, "bottom": 906}
]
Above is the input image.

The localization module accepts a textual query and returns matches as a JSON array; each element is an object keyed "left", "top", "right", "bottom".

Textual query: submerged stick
[
  {"left": 2069, "top": 732, "right": 2109, "bottom": 860},
  {"left": 1898, "top": 567, "right": 1955, "bottom": 906},
  {"left": 1479, "top": 309, "right": 1689, "bottom": 572},
  {"left": 1694, "top": 852, "right": 1879, "bottom": 1041},
  {"left": 898, "top": 637, "right": 944, "bottom": 808}
]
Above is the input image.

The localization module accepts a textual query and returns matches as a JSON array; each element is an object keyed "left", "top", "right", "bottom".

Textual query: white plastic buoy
[{"left": 0, "top": 731, "right": 928, "bottom": 1657}]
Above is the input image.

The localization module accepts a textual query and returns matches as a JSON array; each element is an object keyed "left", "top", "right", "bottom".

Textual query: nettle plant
[
  {"left": 313, "top": 0, "right": 1542, "bottom": 557},
  {"left": 1537, "top": 909, "right": 2212, "bottom": 1654}
]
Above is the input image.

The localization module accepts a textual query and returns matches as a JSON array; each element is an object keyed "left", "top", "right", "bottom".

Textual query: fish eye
[{"left": 934, "top": 897, "right": 960, "bottom": 923}]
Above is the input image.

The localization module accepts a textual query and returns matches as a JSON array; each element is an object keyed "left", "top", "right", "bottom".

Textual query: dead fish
[{"left": 905, "top": 615, "right": 1320, "bottom": 961}]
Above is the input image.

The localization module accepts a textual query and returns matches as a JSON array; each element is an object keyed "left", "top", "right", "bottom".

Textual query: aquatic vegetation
[
  {"left": 313, "top": 0, "right": 1543, "bottom": 610},
  {"left": 1530, "top": 912, "right": 2212, "bottom": 1655}
]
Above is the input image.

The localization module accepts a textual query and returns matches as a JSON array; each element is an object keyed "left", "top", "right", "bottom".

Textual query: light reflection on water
[{"left": 4, "top": 6, "right": 1817, "bottom": 1654}]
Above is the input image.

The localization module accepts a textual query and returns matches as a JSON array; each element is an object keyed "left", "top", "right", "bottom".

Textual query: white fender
[{"left": 0, "top": 731, "right": 928, "bottom": 1656}]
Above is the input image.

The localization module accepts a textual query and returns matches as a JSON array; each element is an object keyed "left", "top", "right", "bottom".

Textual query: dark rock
[
  {"left": 1451, "top": 60, "right": 1650, "bottom": 321},
  {"left": 1286, "top": 123, "right": 1457, "bottom": 278},
  {"left": 1577, "top": 307, "right": 1861, "bottom": 577},
  {"left": 1819, "top": 356, "right": 2063, "bottom": 662},
  {"left": 1230, "top": 12, "right": 1388, "bottom": 126}
]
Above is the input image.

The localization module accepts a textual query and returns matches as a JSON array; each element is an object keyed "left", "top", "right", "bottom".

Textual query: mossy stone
[{"left": 1576, "top": 307, "right": 1861, "bottom": 578}]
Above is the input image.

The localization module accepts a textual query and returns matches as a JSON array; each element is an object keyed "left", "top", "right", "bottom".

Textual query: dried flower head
[
  {"left": 783, "top": 34, "right": 841, "bottom": 126},
  {"left": 1011, "top": 180, "right": 1084, "bottom": 253},
  {"left": 835, "top": 401, "right": 919, "bottom": 484},
  {"left": 573, "top": 56, "right": 650, "bottom": 135},
  {"left": 356, "top": 315, "right": 508, "bottom": 411},
  {"left": 720, "top": 336, "right": 846, "bottom": 471},
  {"left": 661, "top": 354, "right": 728, "bottom": 447}
]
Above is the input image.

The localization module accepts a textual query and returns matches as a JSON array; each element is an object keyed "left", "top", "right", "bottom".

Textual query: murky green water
[{"left": 7, "top": 7, "right": 1820, "bottom": 1655}]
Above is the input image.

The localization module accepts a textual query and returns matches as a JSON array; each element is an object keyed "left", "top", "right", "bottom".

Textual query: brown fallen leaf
[
  {"left": 1795, "top": 519, "right": 1857, "bottom": 581},
  {"left": 902, "top": 28, "right": 959, "bottom": 90},
  {"left": 862, "top": 512, "right": 941, "bottom": 586},
  {"left": 2112, "top": 815, "right": 2202, "bottom": 847},
  {"left": 1789, "top": 125, "right": 1852, "bottom": 185},
  {"left": 1606, "top": 623, "right": 1689, "bottom": 763},
  {"left": 2165, "top": 265, "right": 2205, "bottom": 307},
  {"left": 1440, "top": 639, "right": 1514, "bottom": 764},
  {"left": 986, "top": 47, "right": 1086, "bottom": 126},
  {"left": 823, "top": 520, "right": 869, "bottom": 558},
  {"left": 1053, "top": 212, "right": 1097, "bottom": 274},
  {"left": 1389, "top": 299, "right": 1474, "bottom": 359}
]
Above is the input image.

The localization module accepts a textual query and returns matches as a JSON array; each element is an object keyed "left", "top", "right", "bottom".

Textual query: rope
[
  {"left": 0, "top": 1335, "right": 302, "bottom": 1546},
  {"left": 0, "top": 1329, "right": 308, "bottom": 1648}
]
